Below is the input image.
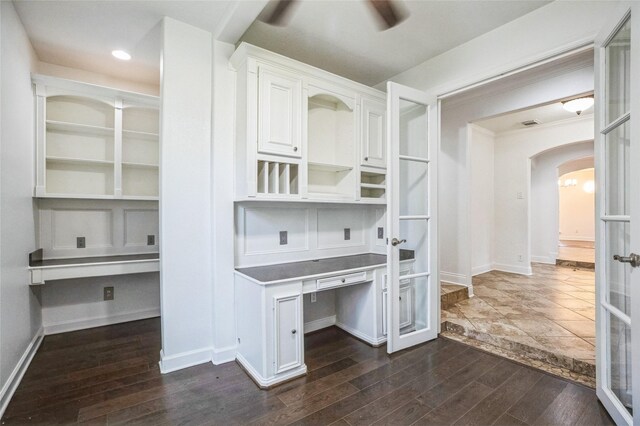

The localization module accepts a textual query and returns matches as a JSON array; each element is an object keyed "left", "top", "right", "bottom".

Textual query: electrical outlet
[
  {"left": 279, "top": 231, "right": 288, "bottom": 245},
  {"left": 378, "top": 227, "right": 384, "bottom": 239},
  {"left": 76, "top": 237, "right": 86, "bottom": 249},
  {"left": 516, "top": 192, "right": 524, "bottom": 200},
  {"left": 518, "top": 254, "right": 524, "bottom": 262},
  {"left": 147, "top": 235, "right": 155, "bottom": 246},
  {"left": 103, "top": 286, "right": 114, "bottom": 301},
  {"left": 344, "top": 228, "right": 351, "bottom": 240},
  {"left": 310, "top": 292, "right": 317, "bottom": 303}
]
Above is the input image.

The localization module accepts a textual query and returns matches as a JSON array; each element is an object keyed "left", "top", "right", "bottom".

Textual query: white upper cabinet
[
  {"left": 361, "top": 97, "right": 386, "bottom": 169},
  {"left": 33, "top": 75, "right": 159, "bottom": 200},
  {"left": 258, "top": 67, "right": 303, "bottom": 158},
  {"left": 231, "top": 43, "right": 387, "bottom": 204}
]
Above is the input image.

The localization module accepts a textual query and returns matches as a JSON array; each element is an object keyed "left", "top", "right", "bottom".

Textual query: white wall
[
  {"left": 558, "top": 167, "right": 595, "bottom": 242},
  {"left": 0, "top": 1, "right": 42, "bottom": 415},
  {"left": 530, "top": 143, "right": 594, "bottom": 264},
  {"left": 469, "top": 124, "right": 495, "bottom": 276},
  {"left": 438, "top": 50, "right": 594, "bottom": 285},
  {"left": 159, "top": 17, "right": 214, "bottom": 373},
  {"left": 493, "top": 117, "right": 594, "bottom": 274}
]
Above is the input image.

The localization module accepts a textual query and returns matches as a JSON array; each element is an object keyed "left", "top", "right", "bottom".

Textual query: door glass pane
[
  {"left": 399, "top": 160, "right": 428, "bottom": 217},
  {"left": 606, "top": 17, "right": 631, "bottom": 124},
  {"left": 606, "top": 221, "right": 631, "bottom": 315},
  {"left": 605, "top": 120, "right": 630, "bottom": 216},
  {"left": 399, "top": 99, "right": 428, "bottom": 159},
  {"left": 400, "top": 218, "right": 429, "bottom": 275},
  {"left": 608, "top": 312, "right": 633, "bottom": 414},
  {"left": 399, "top": 275, "right": 430, "bottom": 335}
]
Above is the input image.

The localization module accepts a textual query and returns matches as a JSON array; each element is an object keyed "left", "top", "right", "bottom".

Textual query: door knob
[
  {"left": 613, "top": 253, "right": 640, "bottom": 268},
  {"left": 391, "top": 238, "right": 406, "bottom": 246},
  {"left": 293, "top": 147, "right": 298, "bottom": 152},
  {"left": 291, "top": 329, "right": 297, "bottom": 334}
]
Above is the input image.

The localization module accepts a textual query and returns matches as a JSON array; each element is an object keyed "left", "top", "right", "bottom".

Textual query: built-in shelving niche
[
  {"left": 122, "top": 106, "right": 159, "bottom": 198},
  {"left": 307, "top": 94, "right": 355, "bottom": 199},
  {"left": 360, "top": 171, "right": 386, "bottom": 200},
  {"left": 257, "top": 160, "right": 299, "bottom": 196}
]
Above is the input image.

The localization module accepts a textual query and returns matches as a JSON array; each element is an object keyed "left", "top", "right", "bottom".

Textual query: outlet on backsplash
[
  {"left": 377, "top": 227, "right": 384, "bottom": 239},
  {"left": 76, "top": 237, "right": 85, "bottom": 249},
  {"left": 279, "top": 231, "right": 288, "bottom": 245},
  {"left": 344, "top": 228, "right": 350, "bottom": 240}
]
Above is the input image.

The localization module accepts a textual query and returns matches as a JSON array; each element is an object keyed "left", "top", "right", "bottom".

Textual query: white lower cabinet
[{"left": 273, "top": 293, "right": 303, "bottom": 374}]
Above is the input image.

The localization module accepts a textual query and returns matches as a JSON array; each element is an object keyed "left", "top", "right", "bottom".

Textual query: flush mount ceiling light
[
  {"left": 111, "top": 50, "right": 131, "bottom": 61},
  {"left": 562, "top": 97, "right": 594, "bottom": 115}
]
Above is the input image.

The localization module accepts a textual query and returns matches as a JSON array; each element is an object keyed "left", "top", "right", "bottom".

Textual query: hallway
[{"left": 442, "top": 264, "right": 595, "bottom": 387}]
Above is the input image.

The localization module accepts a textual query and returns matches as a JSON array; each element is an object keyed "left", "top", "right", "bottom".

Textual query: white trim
[
  {"left": 211, "top": 344, "right": 237, "bottom": 365},
  {"left": 560, "top": 236, "right": 595, "bottom": 242},
  {"left": 492, "top": 262, "right": 533, "bottom": 276},
  {"left": 159, "top": 346, "right": 214, "bottom": 374},
  {"left": 493, "top": 114, "right": 594, "bottom": 138},
  {"left": 531, "top": 255, "right": 557, "bottom": 265},
  {"left": 440, "top": 271, "right": 469, "bottom": 286},
  {"left": 44, "top": 308, "right": 160, "bottom": 335},
  {"left": 304, "top": 315, "right": 336, "bottom": 334},
  {"left": 0, "top": 327, "right": 44, "bottom": 419},
  {"left": 471, "top": 264, "right": 493, "bottom": 276},
  {"left": 235, "top": 352, "right": 307, "bottom": 388},
  {"left": 335, "top": 321, "right": 383, "bottom": 346}
]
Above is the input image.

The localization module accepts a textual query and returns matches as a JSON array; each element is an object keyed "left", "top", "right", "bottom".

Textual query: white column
[{"left": 159, "top": 17, "right": 213, "bottom": 373}]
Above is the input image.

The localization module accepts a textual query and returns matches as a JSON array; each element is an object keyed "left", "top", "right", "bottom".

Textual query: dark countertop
[
  {"left": 30, "top": 253, "right": 159, "bottom": 268},
  {"left": 236, "top": 250, "right": 414, "bottom": 283}
]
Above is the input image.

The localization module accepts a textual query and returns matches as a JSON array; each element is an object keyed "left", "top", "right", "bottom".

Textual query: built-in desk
[
  {"left": 234, "top": 251, "right": 414, "bottom": 388},
  {"left": 28, "top": 250, "right": 160, "bottom": 285}
]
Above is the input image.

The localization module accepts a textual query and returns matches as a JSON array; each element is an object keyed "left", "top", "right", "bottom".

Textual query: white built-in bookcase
[{"left": 33, "top": 75, "right": 159, "bottom": 200}]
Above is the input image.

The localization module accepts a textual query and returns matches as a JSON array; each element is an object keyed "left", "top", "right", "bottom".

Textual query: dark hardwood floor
[{"left": 2, "top": 318, "right": 614, "bottom": 425}]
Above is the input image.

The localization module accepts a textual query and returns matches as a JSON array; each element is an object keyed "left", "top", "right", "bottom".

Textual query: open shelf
[
  {"left": 257, "top": 160, "right": 299, "bottom": 196},
  {"left": 307, "top": 162, "right": 353, "bottom": 173},
  {"left": 46, "top": 161, "right": 114, "bottom": 196},
  {"left": 47, "top": 120, "right": 114, "bottom": 136},
  {"left": 122, "top": 161, "right": 159, "bottom": 169},
  {"left": 46, "top": 156, "right": 114, "bottom": 166},
  {"left": 122, "top": 165, "right": 159, "bottom": 197},
  {"left": 47, "top": 95, "right": 114, "bottom": 128}
]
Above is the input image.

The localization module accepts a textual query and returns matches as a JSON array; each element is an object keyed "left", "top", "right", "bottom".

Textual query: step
[
  {"left": 556, "top": 258, "right": 595, "bottom": 270},
  {"left": 440, "top": 284, "right": 469, "bottom": 309}
]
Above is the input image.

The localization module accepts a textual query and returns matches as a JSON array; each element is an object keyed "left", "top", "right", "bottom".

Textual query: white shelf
[
  {"left": 122, "top": 161, "right": 159, "bottom": 169},
  {"left": 29, "top": 257, "right": 159, "bottom": 285},
  {"left": 308, "top": 162, "right": 353, "bottom": 173},
  {"left": 123, "top": 129, "right": 159, "bottom": 140},
  {"left": 360, "top": 183, "right": 386, "bottom": 190},
  {"left": 46, "top": 156, "right": 114, "bottom": 167},
  {"left": 47, "top": 120, "right": 114, "bottom": 136}
]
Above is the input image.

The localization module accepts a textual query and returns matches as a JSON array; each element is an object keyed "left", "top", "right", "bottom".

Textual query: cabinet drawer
[{"left": 317, "top": 271, "right": 367, "bottom": 290}]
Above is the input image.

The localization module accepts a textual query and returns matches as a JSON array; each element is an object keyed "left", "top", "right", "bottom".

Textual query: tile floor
[{"left": 441, "top": 263, "right": 596, "bottom": 386}]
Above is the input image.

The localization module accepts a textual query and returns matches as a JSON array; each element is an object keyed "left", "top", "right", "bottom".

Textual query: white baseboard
[
  {"left": 212, "top": 344, "right": 237, "bottom": 365},
  {"left": 471, "top": 264, "right": 493, "bottom": 276},
  {"left": 492, "top": 262, "right": 532, "bottom": 276},
  {"left": 531, "top": 255, "right": 556, "bottom": 265},
  {"left": 304, "top": 315, "right": 336, "bottom": 334},
  {"left": 236, "top": 352, "right": 307, "bottom": 389},
  {"left": 335, "top": 321, "right": 382, "bottom": 346},
  {"left": 0, "top": 326, "right": 44, "bottom": 419},
  {"left": 440, "top": 271, "right": 469, "bottom": 286},
  {"left": 159, "top": 346, "right": 214, "bottom": 374},
  {"left": 561, "top": 236, "right": 595, "bottom": 242},
  {"left": 44, "top": 308, "right": 160, "bottom": 335}
]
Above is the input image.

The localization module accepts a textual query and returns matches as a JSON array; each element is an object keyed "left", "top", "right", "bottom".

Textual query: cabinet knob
[
  {"left": 293, "top": 147, "right": 298, "bottom": 152},
  {"left": 364, "top": 156, "right": 369, "bottom": 161},
  {"left": 399, "top": 296, "right": 402, "bottom": 301},
  {"left": 291, "top": 329, "right": 297, "bottom": 334},
  {"left": 341, "top": 278, "right": 346, "bottom": 283}
]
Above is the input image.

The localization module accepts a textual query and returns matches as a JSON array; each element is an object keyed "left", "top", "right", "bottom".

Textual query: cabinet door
[
  {"left": 274, "top": 293, "right": 303, "bottom": 374},
  {"left": 399, "top": 285, "right": 414, "bottom": 330},
  {"left": 361, "top": 97, "right": 386, "bottom": 168},
  {"left": 258, "top": 67, "right": 302, "bottom": 158}
]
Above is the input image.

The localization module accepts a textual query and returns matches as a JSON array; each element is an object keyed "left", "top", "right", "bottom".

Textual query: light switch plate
[
  {"left": 279, "top": 231, "right": 288, "bottom": 245},
  {"left": 344, "top": 228, "right": 351, "bottom": 240},
  {"left": 76, "top": 237, "right": 86, "bottom": 249},
  {"left": 147, "top": 235, "right": 155, "bottom": 246}
]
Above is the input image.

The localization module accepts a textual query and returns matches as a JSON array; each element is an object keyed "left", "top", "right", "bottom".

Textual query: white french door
[
  {"left": 595, "top": 3, "right": 640, "bottom": 425},
  {"left": 386, "top": 82, "right": 438, "bottom": 353}
]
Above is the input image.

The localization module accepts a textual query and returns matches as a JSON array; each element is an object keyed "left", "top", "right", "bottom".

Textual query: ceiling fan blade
[
  {"left": 368, "top": 0, "right": 407, "bottom": 29},
  {"left": 265, "top": 0, "right": 297, "bottom": 26}
]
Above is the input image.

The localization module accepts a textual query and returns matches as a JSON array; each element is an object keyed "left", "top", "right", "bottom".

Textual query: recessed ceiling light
[
  {"left": 112, "top": 50, "right": 131, "bottom": 61},
  {"left": 562, "top": 97, "right": 594, "bottom": 115}
]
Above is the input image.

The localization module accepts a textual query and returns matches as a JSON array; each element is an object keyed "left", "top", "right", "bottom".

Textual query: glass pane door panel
[
  {"left": 399, "top": 99, "right": 428, "bottom": 158},
  {"left": 606, "top": 18, "right": 631, "bottom": 124},
  {"left": 606, "top": 221, "right": 631, "bottom": 315},
  {"left": 609, "top": 312, "right": 633, "bottom": 414},
  {"left": 399, "top": 160, "right": 429, "bottom": 217},
  {"left": 606, "top": 120, "right": 630, "bottom": 216},
  {"left": 399, "top": 219, "right": 429, "bottom": 275},
  {"left": 399, "top": 275, "right": 431, "bottom": 335}
]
